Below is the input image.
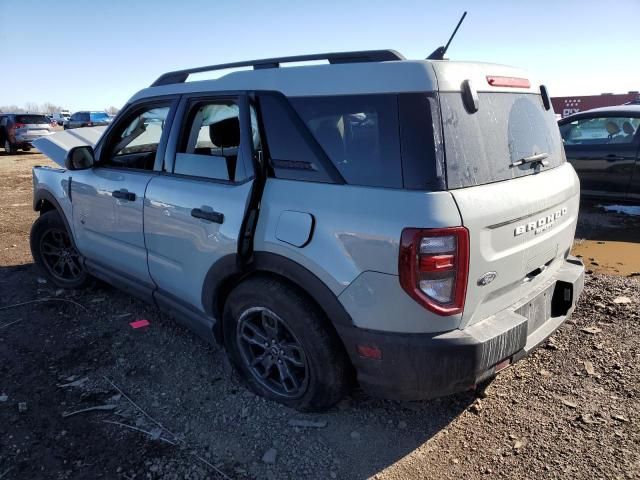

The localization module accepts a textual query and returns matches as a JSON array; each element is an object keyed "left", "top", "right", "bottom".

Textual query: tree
[
  {"left": 24, "top": 102, "right": 40, "bottom": 113},
  {"left": 42, "top": 102, "right": 63, "bottom": 114},
  {"left": 105, "top": 106, "right": 120, "bottom": 115},
  {"left": 0, "top": 105, "right": 23, "bottom": 113}
]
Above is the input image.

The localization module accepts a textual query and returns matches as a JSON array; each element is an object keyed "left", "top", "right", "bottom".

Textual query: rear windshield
[
  {"left": 439, "top": 92, "right": 565, "bottom": 189},
  {"left": 90, "top": 112, "right": 110, "bottom": 121},
  {"left": 289, "top": 94, "right": 443, "bottom": 190},
  {"left": 16, "top": 115, "right": 49, "bottom": 124}
]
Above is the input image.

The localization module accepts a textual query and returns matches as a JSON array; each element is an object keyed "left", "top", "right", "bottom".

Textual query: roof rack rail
[{"left": 150, "top": 49, "right": 405, "bottom": 87}]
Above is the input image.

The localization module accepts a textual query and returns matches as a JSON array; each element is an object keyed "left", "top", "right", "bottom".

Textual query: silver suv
[
  {"left": 0, "top": 113, "right": 54, "bottom": 154},
  {"left": 31, "top": 50, "right": 584, "bottom": 411}
]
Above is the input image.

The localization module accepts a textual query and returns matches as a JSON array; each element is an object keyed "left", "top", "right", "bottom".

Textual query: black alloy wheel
[
  {"left": 39, "top": 227, "right": 83, "bottom": 282},
  {"left": 236, "top": 306, "right": 309, "bottom": 398}
]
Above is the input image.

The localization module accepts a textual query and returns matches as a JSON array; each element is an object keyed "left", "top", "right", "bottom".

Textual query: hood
[{"left": 33, "top": 126, "right": 107, "bottom": 168}]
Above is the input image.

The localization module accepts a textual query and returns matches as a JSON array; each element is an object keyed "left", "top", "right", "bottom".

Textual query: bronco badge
[{"left": 514, "top": 207, "right": 567, "bottom": 236}]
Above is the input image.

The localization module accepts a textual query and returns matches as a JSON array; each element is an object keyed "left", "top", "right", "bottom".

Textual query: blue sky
[{"left": 1, "top": 0, "right": 639, "bottom": 111}]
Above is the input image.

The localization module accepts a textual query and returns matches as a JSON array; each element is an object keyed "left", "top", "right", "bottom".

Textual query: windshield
[
  {"left": 16, "top": 115, "right": 49, "bottom": 125},
  {"left": 439, "top": 92, "right": 565, "bottom": 189}
]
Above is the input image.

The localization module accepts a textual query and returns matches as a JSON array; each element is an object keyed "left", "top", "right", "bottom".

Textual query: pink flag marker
[{"left": 129, "top": 319, "right": 150, "bottom": 329}]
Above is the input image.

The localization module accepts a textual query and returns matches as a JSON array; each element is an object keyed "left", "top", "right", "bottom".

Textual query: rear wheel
[
  {"left": 30, "top": 210, "right": 90, "bottom": 289},
  {"left": 223, "top": 276, "right": 350, "bottom": 411}
]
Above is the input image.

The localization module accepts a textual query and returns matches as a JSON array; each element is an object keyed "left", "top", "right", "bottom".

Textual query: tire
[
  {"left": 22, "top": 147, "right": 31, "bottom": 152},
  {"left": 30, "top": 210, "right": 90, "bottom": 289},
  {"left": 4, "top": 139, "right": 17, "bottom": 154},
  {"left": 223, "top": 275, "right": 350, "bottom": 411}
]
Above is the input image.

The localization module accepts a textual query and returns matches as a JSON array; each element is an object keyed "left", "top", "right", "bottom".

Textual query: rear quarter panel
[{"left": 254, "top": 179, "right": 463, "bottom": 332}]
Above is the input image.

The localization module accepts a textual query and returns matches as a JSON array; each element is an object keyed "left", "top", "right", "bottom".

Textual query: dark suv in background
[
  {"left": 64, "top": 111, "right": 111, "bottom": 130},
  {"left": 559, "top": 105, "right": 640, "bottom": 202},
  {"left": 0, "top": 113, "right": 54, "bottom": 154}
]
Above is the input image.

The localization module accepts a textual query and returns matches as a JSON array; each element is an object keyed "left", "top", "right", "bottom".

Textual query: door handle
[
  {"left": 605, "top": 154, "right": 625, "bottom": 161},
  {"left": 191, "top": 207, "right": 224, "bottom": 224},
  {"left": 112, "top": 190, "right": 136, "bottom": 201}
]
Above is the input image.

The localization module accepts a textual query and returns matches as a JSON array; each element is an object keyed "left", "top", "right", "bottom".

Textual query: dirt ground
[{"left": 1, "top": 152, "right": 639, "bottom": 480}]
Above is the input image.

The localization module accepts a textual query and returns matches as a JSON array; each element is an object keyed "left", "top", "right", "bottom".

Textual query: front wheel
[
  {"left": 223, "top": 276, "right": 351, "bottom": 411},
  {"left": 30, "top": 210, "right": 90, "bottom": 289}
]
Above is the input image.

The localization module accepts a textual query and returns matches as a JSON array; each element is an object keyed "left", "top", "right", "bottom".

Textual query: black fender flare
[
  {"left": 202, "top": 251, "right": 354, "bottom": 338},
  {"left": 33, "top": 189, "right": 77, "bottom": 248}
]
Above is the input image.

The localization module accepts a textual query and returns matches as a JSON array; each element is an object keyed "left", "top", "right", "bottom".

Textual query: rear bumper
[
  {"left": 14, "top": 132, "right": 53, "bottom": 146},
  {"left": 336, "top": 256, "right": 584, "bottom": 401}
]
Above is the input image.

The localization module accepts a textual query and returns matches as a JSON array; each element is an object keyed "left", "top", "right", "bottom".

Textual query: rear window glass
[
  {"left": 290, "top": 95, "right": 403, "bottom": 188},
  {"left": 440, "top": 92, "right": 565, "bottom": 189},
  {"left": 289, "top": 94, "right": 442, "bottom": 190},
  {"left": 16, "top": 115, "right": 49, "bottom": 124}
]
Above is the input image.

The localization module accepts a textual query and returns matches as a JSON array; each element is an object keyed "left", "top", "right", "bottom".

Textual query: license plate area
[{"left": 516, "top": 283, "right": 555, "bottom": 335}]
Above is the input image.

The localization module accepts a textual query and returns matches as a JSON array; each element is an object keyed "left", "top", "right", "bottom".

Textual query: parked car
[
  {"left": 64, "top": 111, "right": 111, "bottom": 129},
  {"left": 0, "top": 113, "right": 54, "bottom": 154},
  {"left": 31, "top": 49, "right": 584, "bottom": 411},
  {"left": 559, "top": 105, "right": 640, "bottom": 202},
  {"left": 52, "top": 111, "right": 71, "bottom": 126}
]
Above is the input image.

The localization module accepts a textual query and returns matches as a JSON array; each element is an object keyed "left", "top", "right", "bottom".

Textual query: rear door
[
  {"left": 560, "top": 114, "right": 639, "bottom": 197},
  {"left": 438, "top": 88, "right": 580, "bottom": 327},
  {"left": 144, "top": 93, "right": 258, "bottom": 314},
  {"left": 71, "top": 98, "right": 177, "bottom": 298}
]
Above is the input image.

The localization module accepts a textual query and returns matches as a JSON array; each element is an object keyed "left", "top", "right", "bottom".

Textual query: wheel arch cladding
[
  {"left": 33, "top": 190, "right": 77, "bottom": 247},
  {"left": 203, "top": 252, "right": 354, "bottom": 345}
]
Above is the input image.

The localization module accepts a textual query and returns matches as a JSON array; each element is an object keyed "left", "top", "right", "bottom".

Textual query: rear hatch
[
  {"left": 432, "top": 63, "right": 580, "bottom": 327},
  {"left": 15, "top": 114, "right": 52, "bottom": 140}
]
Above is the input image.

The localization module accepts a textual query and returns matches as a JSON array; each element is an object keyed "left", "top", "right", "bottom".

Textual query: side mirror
[{"left": 65, "top": 146, "right": 95, "bottom": 170}]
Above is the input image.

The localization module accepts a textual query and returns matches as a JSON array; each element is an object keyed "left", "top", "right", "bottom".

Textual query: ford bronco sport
[{"left": 31, "top": 49, "right": 584, "bottom": 411}]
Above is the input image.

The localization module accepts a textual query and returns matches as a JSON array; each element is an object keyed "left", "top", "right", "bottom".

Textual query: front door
[
  {"left": 71, "top": 99, "right": 177, "bottom": 295},
  {"left": 144, "top": 94, "right": 259, "bottom": 313},
  {"left": 561, "top": 115, "right": 640, "bottom": 198}
]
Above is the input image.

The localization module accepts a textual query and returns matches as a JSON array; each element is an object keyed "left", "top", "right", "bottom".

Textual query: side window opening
[
  {"left": 174, "top": 100, "right": 254, "bottom": 181},
  {"left": 102, "top": 105, "right": 170, "bottom": 170}
]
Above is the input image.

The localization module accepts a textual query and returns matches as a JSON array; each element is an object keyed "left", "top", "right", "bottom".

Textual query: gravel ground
[{"left": 0, "top": 152, "right": 639, "bottom": 479}]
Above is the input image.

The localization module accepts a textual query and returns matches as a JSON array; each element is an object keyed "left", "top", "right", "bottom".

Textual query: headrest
[
  {"left": 623, "top": 121, "right": 635, "bottom": 135},
  {"left": 605, "top": 121, "right": 620, "bottom": 136},
  {"left": 209, "top": 117, "right": 240, "bottom": 148}
]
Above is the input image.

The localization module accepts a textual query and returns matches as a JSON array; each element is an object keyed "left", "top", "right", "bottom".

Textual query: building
[{"left": 551, "top": 92, "right": 640, "bottom": 118}]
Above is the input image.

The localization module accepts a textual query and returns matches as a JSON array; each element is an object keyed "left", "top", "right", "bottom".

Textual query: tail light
[
  {"left": 14, "top": 122, "right": 26, "bottom": 129},
  {"left": 399, "top": 227, "right": 469, "bottom": 315}
]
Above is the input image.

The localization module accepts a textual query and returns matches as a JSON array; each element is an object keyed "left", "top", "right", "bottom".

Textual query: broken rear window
[{"left": 440, "top": 92, "right": 565, "bottom": 189}]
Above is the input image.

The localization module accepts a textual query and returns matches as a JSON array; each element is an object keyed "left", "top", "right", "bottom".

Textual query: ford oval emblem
[{"left": 478, "top": 271, "right": 498, "bottom": 286}]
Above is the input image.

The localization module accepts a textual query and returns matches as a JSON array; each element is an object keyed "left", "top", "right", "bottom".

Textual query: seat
[
  {"left": 622, "top": 121, "right": 636, "bottom": 140},
  {"left": 609, "top": 120, "right": 636, "bottom": 143},
  {"left": 209, "top": 117, "right": 240, "bottom": 180}
]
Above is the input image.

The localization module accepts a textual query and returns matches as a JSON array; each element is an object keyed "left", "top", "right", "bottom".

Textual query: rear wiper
[{"left": 510, "top": 152, "right": 549, "bottom": 168}]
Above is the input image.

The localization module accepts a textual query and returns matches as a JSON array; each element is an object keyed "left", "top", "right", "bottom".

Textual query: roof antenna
[{"left": 427, "top": 11, "right": 467, "bottom": 60}]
